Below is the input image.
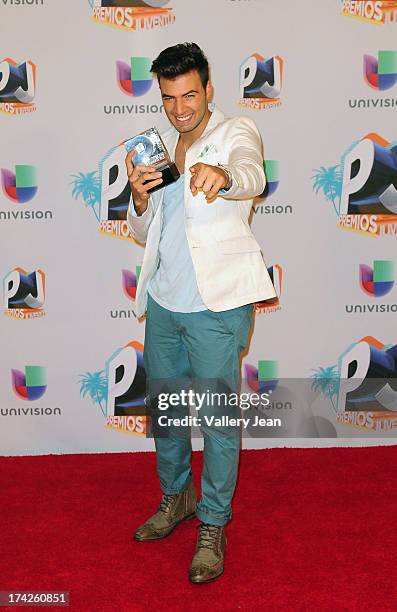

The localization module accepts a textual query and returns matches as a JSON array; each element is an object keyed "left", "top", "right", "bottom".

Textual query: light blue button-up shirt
[{"left": 147, "top": 174, "right": 207, "bottom": 312}]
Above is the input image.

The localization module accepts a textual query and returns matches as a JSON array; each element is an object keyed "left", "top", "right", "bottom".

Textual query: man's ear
[{"left": 206, "top": 80, "right": 214, "bottom": 103}]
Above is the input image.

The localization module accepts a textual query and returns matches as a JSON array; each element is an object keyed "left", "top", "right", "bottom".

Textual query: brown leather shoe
[
  {"left": 189, "top": 523, "right": 226, "bottom": 583},
  {"left": 134, "top": 479, "right": 197, "bottom": 541}
]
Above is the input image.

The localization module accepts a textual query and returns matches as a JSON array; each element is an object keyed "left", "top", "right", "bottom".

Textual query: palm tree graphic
[
  {"left": 79, "top": 370, "right": 108, "bottom": 417},
  {"left": 311, "top": 365, "right": 339, "bottom": 412},
  {"left": 70, "top": 171, "right": 101, "bottom": 222},
  {"left": 312, "top": 165, "right": 343, "bottom": 217}
]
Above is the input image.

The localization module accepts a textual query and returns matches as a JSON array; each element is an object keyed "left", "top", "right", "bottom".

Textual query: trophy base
[{"left": 145, "top": 162, "right": 180, "bottom": 194}]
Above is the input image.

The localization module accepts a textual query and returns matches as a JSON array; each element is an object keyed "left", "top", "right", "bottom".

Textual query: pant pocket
[{"left": 214, "top": 304, "right": 253, "bottom": 335}]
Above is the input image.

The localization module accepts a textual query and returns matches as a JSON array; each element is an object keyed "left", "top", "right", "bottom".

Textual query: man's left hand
[{"left": 189, "top": 163, "right": 229, "bottom": 202}]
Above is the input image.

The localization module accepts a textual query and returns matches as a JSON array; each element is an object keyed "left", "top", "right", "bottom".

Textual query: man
[{"left": 125, "top": 43, "right": 276, "bottom": 583}]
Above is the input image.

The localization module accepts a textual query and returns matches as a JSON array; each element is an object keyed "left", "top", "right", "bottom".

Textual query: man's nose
[{"left": 175, "top": 98, "right": 186, "bottom": 115}]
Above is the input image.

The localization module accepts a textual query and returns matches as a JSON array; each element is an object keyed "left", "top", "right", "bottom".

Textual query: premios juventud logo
[
  {"left": 239, "top": 53, "right": 283, "bottom": 110},
  {"left": 3, "top": 267, "right": 45, "bottom": 319},
  {"left": 312, "top": 132, "right": 397, "bottom": 237},
  {"left": 88, "top": 0, "right": 175, "bottom": 31},
  {"left": 79, "top": 340, "right": 147, "bottom": 436},
  {"left": 0, "top": 58, "right": 36, "bottom": 115},
  {"left": 71, "top": 135, "right": 147, "bottom": 240},
  {"left": 341, "top": 1, "right": 397, "bottom": 24},
  {"left": 313, "top": 336, "right": 397, "bottom": 432}
]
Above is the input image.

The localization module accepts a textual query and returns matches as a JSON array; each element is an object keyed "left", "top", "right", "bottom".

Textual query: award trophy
[{"left": 124, "top": 127, "right": 180, "bottom": 194}]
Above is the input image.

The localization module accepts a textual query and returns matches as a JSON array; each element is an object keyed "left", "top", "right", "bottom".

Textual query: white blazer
[{"left": 127, "top": 105, "right": 277, "bottom": 318}]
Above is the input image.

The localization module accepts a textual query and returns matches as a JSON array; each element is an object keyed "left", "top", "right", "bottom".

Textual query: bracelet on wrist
[{"left": 217, "top": 164, "right": 233, "bottom": 191}]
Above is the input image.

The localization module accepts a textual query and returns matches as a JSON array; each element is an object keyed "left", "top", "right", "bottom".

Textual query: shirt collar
[{"left": 200, "top": 103, "right": 225, "bottom": 139}]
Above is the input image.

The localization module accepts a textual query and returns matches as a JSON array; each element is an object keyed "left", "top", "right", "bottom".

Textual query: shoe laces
[
  {"left": 159, "top": 493, "right": 178, "bottom": 514},
  {"left": 197, "top": 523, "right": 220, "bottom": 550}
]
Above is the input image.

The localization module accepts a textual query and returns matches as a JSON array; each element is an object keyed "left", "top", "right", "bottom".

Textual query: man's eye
[{"left": 185, "top": 94, "right": 195, "bottom": 99}]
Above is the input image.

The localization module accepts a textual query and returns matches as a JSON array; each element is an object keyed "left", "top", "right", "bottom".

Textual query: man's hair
[{"left": 151, "top": 43, "right": 209, "bottom": 89}]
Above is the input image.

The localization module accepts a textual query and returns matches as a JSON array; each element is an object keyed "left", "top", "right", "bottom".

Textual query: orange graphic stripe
[
  {"left": 364, "top": 132, "right": 390, "bottom": 147},
  {"left": 358, "top": 336, "right": 385, "bottom": 349}
]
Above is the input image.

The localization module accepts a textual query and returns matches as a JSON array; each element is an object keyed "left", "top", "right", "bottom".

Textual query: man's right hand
[{"left": 125, "top": 149, "right": 163, "bottom": 216}]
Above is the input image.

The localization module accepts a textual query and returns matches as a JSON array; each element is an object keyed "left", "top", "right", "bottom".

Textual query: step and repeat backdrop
[{"left": 2, "top": 0, "right": 397, "bottom": 455}]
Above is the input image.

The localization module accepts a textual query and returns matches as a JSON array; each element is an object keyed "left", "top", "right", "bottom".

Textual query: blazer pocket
[
  {"left": 194, "top": 152, "right": 222, "bottom": 166},
  {"left": 216, "top": 235, "right": 262, "bottom": 254}
]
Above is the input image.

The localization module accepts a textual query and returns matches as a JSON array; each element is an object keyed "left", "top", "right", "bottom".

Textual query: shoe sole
[
  {"left": 133, "top": 511, "right": 196, "bottom": 542},
  {"left": 189, "top": 568, "right": 224, "bottom": 584}
]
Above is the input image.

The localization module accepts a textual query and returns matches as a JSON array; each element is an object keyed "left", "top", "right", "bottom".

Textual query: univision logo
[
  {"left": 1, "top": 364, "right": 62, "bottom": 417},
  {"left": 349, "top": 51, "right": 397, "bottom": 109},
  {"left": 2, "top": 0, "right": 44, "bottom": 5},
  {"left": 253, "top": 160, "right": 293, "bottom": 215},
  {"left": 117, "top": 57, "right": 152, "bottom": 96},
  {"left": 109, "top": 267, "right": 141, "bottom": 319},
  {"left": 12, "top": 365, "right": 46, "bottom": 400},
  {"left": 261, "top": 160, "right": 279, "bottom": 198},
  {"left": 245, "top": 360, "right": 279, "bottom": 394},
  {"left": 1, "top": 165, "right": 37, "bottom": 203},
  {"left": 104, "top": 57, "right": 163, "bottom": 115},
  {"left": 345, "top": 260, "right": 397, "bottom": 313},
  {"left": 364, "top": 51, "right": 397, "bottom": 90},
  {"left": 360, "top": 260, "right": 394, "bottom": 296},
  {"left": 0, "top": 164, "right": 53, "bottom": 221}
]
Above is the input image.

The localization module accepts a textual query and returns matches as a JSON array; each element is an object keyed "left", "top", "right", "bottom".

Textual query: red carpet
[{"left": 1, "top": 447, "right": 397, "bottom": 611}]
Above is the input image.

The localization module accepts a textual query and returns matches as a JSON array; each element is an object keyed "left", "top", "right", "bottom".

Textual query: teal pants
[{"left": 144, "top": 293, "right": 253, "bottom": 526}]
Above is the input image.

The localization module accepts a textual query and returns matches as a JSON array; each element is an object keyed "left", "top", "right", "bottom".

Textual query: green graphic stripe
[
  {"left": 15, "top": 165, "right": 37, "bottom": 188},
  {"left": 379, "top": 51, "right": 397, "bottom": 75},
  {"left": 374, "top": 260, "right": 394, "bottom": 282},
  {"left": 25, "top": 366, "right": 46, "bottom": 387},
  {"left": 131, "top": 57, "right": 152, "bottom": 81},
  {"left": 258, "top": 360, "right": 278, "bottom": 381}
]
